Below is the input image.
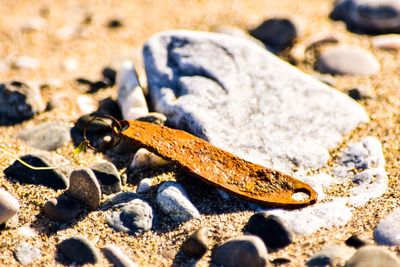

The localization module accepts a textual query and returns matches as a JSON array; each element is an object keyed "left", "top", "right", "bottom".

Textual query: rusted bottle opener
[{"left": 84, "top": 117, "right": 317, "bottom": 209}]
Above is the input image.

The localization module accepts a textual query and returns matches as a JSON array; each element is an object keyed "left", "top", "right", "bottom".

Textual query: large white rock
[{"left": 143, "top": 30, "right": 369, "bottom": 172}]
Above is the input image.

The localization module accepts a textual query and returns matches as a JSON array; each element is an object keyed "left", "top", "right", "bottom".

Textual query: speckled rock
[
  {"left": 181, "top": 226, "right": 209, "bottom": 258},
  {"left": 306, "top": 245, "right": 355, "bottom": 267},
  {"left": 156, "top": 181, "right": 200, "bottom": 223},
  {"left": 130, "top": 148, "right": 169, "bottom": 169},
  {"left": 102, "top": 244, "right": 138, "bottom": 267},
  {"left": 143, "top": 30, "right": 369, "bottom": 173},
  {"left": 374, "top": 207, "right": 400, "bottom": 246},
  {"left": 316, "top": 46, "right": 380, "bottom": 75},
  {"left": 18, "top": 122, "right": 71, "bottom": 151},
  {"left": 43, "top": 195, "right": 82, "bottom": 222},
  {"left": 345, "top": 246, "right": 400, "bottom": 267},
  {"left": 91, "top": 161, "right": 122, "bottom": 195},
  {"left": 14, "top": 242, "right": 41, "bottom": 265},
  {"left": 57, "top": 236, "right": 99, "bottom": 265},
  {"left": 212, "top": 235, "right": 268, "bottom": 267},
  {"left": 66, "top": 168, "right": 101, "bottom": 210},
  {"left": 0, "top": 188, "right": 19, "bottom": 225}
]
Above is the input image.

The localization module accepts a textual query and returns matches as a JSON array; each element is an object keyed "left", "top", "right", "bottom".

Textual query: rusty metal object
[{"left": 119, "top": 120, "right": 317, "bottom": 209}]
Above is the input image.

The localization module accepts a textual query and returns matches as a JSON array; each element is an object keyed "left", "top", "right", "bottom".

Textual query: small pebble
[
  {"left": 156, "top": 181, "right": 200, "bottom": 223},
  {"left": 62, "top": 58, "right": 79, "bottom": 72},
  {"left": 345, "top": 246, "right": 400, "bottom": 267},
  {"left": 91, "top": 161, "right": 122, "bottom": 195},
  {"left": 345, "top": 235, "right": 369, "bottom": 249},
  {"left": 57, "top": 236, "right": 99, "bottom": 265},
  {"left": 43, "top": 195, "right": 82, "bottom": 222},
  {"left": 212, "top": 235, "right": 268, "bottom": 267},
  {"left": 66, "top": 168, "right": 101, "bottom": 211},
  {"left": 0, "top": 188, "right": 19, "bottom": 225},
  {"left": 17, "top": 226, "right": 37, "bottom": 238},
  {"left": 130, "top": 148, "right": 169, "bottom": 169},
  {"left": 181, "top": 226, "right": 209, "bottom": 258},
  {"left": 372, "top": 34, "right": 400, "bottom": 50},
  {"left": 107, "top": 19, "right": 123, "bottom": 29},
  {"left": 373, "top": 207, "right": 400, "bottom": 246},
  {"left": 102, "top": 67, "right": 117, "bottom": 86},
  {"left": 136, "top": 178, "right": 152, "bottom": 193},
  {"left": 244, "top": 213, "right": 293, "bottom": 250},
  {"left": 306, "top": 244, "right": 355, "bottom": 267},
  {"left": 77, "top": 95, "right": 97, "bottom": 114},
  {"left": 14, "top": 242, "right": 41, "bottom": 265},
  {"left": 12, "top": 56, "right": 40, "bottom": 70},
  {"left": 102, "top": 244, "right": 138, "bottom": 267}
]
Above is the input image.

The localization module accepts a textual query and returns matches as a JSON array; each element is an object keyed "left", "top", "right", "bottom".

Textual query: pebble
[
  {"left": 77, "top": 95, "right": 97, "bottom": 114},
  {"left": 106, "top": 199, "right": 153, "bottom": 235},
  {"left": 66, "top": 168, "right": 101, "bottom": 211},
  {"left": 107, "top": 19, "right": 123, "bottom": 29},
  {"left": 102, "top": 67, "right": 117, "bottom": 86},
  {"left": 12, "top": 56, "right": 40, "bottom": 70},
  {"left": 136, "top": 178, "right": 152, "bottom": 193},
  {"left": 156, "top": 181, "right": 200, "bottom": 223},
  {"left": 250, "top": 18, "right": 297, "bottom": 52},
  {"left": 306, "top": 244, "right": 355, "bottom": 267},
  {"left": 102, "top": 244, "right": 138, "bottom": 267},
  {"left": 212, "top": 235, "right": 268, "bottom": 267},
  {"left": 57, "top": 236, "right": 99, "bottom": 265},
  {"left": 20, "top": 17, "right": 45, "bottom": 33},
  {"left": 331, "top": 0, "right": 400, "bottom": 34},
  {"left": 136, "top": 112, "right": 167, "bottom": 126},
  {"left": 345, "top": 235, "right": 369, "bottom": 249},
  {"left": 373, "top": 207, "right": 400, "bottom": 246},
  {"left": 17, "top": 226, "right": 37, "bottom": 238},
  {"left": 344, "top": 246, "right": 400, "bottom": 267},
  {"left": 43, "top": 195, "right": 82, "bottom": 222},
  {"left": 372, "top": 34, "right": 400, "bottom": 50},
  {"left": 117, "top": 61, "right": 148, "bottom": 120},
  {"left": 347, "top": 87, "right": 375, "bottom": 100},
  {"left": 4, "top": 153, "right": 69, "bottom": 190},
  {"left": 144, "top": 30, "right": 368, "bottom": 172},
  {"left": 101, "top": 192, "right": 137, "bottom": 210},
  {"left": 0, "top": 188, "right": 19, "bottom": 225},
  {"left": 14, "top": 242, "right": 41, "bottom": 265},
  {"left": 18, "top": 122, "right": 71, "bottom": 151},
  {"left": 244, "top": 213, "right": 293, "bottom": 250},
  {"left": 316, "top": 46, "right": 380, "bottom": 75},
  {"left": 130, "top": 148, "right": 169, "bottom": 169},
  {"left": 181, "top": 226, "right": 209, "bottom": 258},
  {"left": 0, "top": 82, "right": 45, "bottom": 125},
  {"left": 91, "top": 161, "right": 122, "bottom": 195}
]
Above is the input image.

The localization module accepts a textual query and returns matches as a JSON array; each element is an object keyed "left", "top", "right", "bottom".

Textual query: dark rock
[
  {"left": 4, "top": 154, "right": 69, "bottom": 190},
  {"left": 345, "top": 235, "right": 369, "bottom": 248},
  {"left": 345, "top": 246, "right": 400, "bottom": 267},
  {"left": 43, "top": 195, "right": 82, "bottom": 222},
  {"left": 97, "top": 97, "right": 123, "bottom": 119},
  {"left": 181, "top": 226, "right": 209, "bottom": 258},
  {"left": 102, "top": 67, "right": 117, "bottom": 86},
  {"left": 244, "top": 213, "right": 293, "bottom": 250},
  {"left": 14, "top": 242, "right": 41, "bottom": 265},
  {"left": 57, "top": 236, "right": 99, "bottom": 265},
  {"left": 250, "top": 18, "right": 297, "bottom": 52},
  {"left": 91, "top": 161, "right": 121, "bottom": 195},
  {"left": 347, "top": 87, "right": 375, "bottom": 100},
  {"left": 88, "top": 80, "right": 110, "bottom": 93},
  {"left": 212, "top": 235, "right": 268, "bottom": 267},
  {"left": 102, "top": 244, "right": 138, "bottom": 267},
  {"left": 107, "top": 19, "right": 123, "bottom": 29},
  {"left": 66, "top": 168, "right": 101, "bottom": 210}
]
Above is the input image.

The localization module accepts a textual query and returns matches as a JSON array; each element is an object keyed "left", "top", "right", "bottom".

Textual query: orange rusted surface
[{"left": 120, "top": 120, "right": 317, "bottom": 209}]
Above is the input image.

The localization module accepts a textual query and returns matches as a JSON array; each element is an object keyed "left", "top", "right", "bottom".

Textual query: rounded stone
[
  {"left": 43, "top": 195, "right": 82, "bottom": 222},
  {"left": 57, "top": 236, "right": 99, "bottom": 265},
  {"left": 316, "top": 46, "right": 380, "bottom": 75},
  {"left": 102, "top": 244, "right": 138, "bottom": 267},
  {"left": 373, "top": 207, "right": 400, "bottom": 246},
  {"left": 66, "top": 168, "right": 101, "bottom": 211},
  {"left": 244, "top": 213, "right": 293, "bottom": 250},
  {"left": 211, "top": 235, "right": 268, "bottom": 267},
  {"left": 181, "top": 226, "right": 209, "bottom": 258},
  {"left": 345, "top": 246, "right": 400, "bottom": 267},
  {"left": 14, "top": 242, "right": 41, "bottom": 265},
  {"left": 0, "top": 188, "right": 19, "bottom": 225},
  {"left": 136, "top": 178, "right": 152, "bottom": 193},
  {"left": 136, "top": 112, "right": 167, "bottom": 126},
  {"left": 91, "top": 161, "right": 122, "bottom": 195}
]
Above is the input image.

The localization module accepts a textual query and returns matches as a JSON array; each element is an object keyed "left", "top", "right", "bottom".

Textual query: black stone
[
  {"left": 345, "top": 235, "right": 368, "bottom": 249},
  {"left": 91, "top": 161, "right": 121, "bottom": 195},
  {"left": 102, "top": 67, "right": 117, "bottom": 86},
  {"left": 57, "top": 237, "right": 99, "bottom": 265}
]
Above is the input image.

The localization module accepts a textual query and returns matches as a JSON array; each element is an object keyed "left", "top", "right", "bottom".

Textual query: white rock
[
  {"left": 0, "top": 188, "right": 20, "bottom": 224},
  {"left": 77, "top": 95, "right": 97, "bottom": 114},
  {"left": 62, "top": 58, "right": 79, "bottom": 72},
  {"left": 130, "top": 148, "right": 169, "bottom": 169},
  {"left": 117, "top": 61, "right": 149, "bottom": 120},
  {"left": 374, "top": 207, "right": 400, "bottom": 246},
  {"left": 12, "top": 56, "right": 40, "bottom": 70},
  {"left": 136, "top": 178, "right": 152, "bottom": 193}
]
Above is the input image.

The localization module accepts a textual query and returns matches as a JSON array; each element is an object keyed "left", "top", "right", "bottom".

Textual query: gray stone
[
  {"left": 331, "top": 0, "right": 400, "bottom": 34},
  {"left": 156, "top": 181, "right": 200, "bottom": 223},
  {"left": 102, "top": 244, "right": 138, "bottom": 267},
  {"left": 374, "top": 207, "right": 400, "bottom": 246},
  {"left": 14, "top": 242, "right": 41, "bottom": 265},
  {"left": 306, "top": 245, "right": 355, "bottom": 267},
  {"left": 143, "top": 30, "right": 369, "bottom": 173},
  {"left": 316, "top": 46, "right": 380, "bottom": 75},
  {"left": 181, "top": 226, "right": 209, "bottom": 258},
  {"left": 212, "top": 235, "right": 268, "bottom": 267},
  {"left": 91, "top": 161, "right": 122, "bottom": 195},
  {"left": 66, "top": 168, "right": 101, "bottom": 210},
  {"left": 0, "top": 188, "right": 19, "bottom": 225},
  {"left": 372, "top": 34, "right": 400, "bottom": 50},
  {"left": 18, "top": 122, "right": 71, "bottom": 151},
  {"left": 106, "top": 199, "right": 153, "bottom": 235},
  {"left": 0, "top": 82, "right": 45, "bottom": 125},
  {"left": 136, "top": 178, "right": 152, "bottom": 193},
  {"left": 57, "top": 236, "right": 99, "bottom": 265},
  {"left": 101, "top": 192, "right": 137, "bottom": 210},
  {"left": 345, "top": 246, "right": 400, "bottom": 267},
  {"left": 43, "top": 195, "right": 82, "bottom": 222}
]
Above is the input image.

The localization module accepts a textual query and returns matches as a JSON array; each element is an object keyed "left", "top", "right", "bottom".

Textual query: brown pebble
[{"left": 181, "top": 227, "right": 209, "bottom": 258}]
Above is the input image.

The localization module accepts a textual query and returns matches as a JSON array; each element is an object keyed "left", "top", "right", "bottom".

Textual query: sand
[{"left": 0, "top": 0, "right": 399, "bottom": 266}]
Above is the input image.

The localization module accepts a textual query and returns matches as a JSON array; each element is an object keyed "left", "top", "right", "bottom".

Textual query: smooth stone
[
  {"left": 372, "top": 34, "right": 400, "bottom": 50},
  {"left": 374, "top": 207, "right": 400, "bottom": 246},
  {"left": 18, "top": 122, "right": 71, "bottom": 151},
  {"left": 91, "top": 161, "right": 122, "bottom": 195},
  {"left": 345, "top": 246, "right": 400, "bottom": 267},
  {"left": 306, "top": 245, "right": 355, "bottom": 267},
  {"left": 66, "top": 168, "right": 101, "bottom": 210},
  {"left": 102, "top": 244, "right": 138, "bottom": 267},
  {"left": 331, "top": 0, "right": 400, "bottom": 34},
  {"left": 267, "top": 198, "right": 352, "bottom": 235},
  {"left": 0, "top": 188, "right": 20, "bottom": 224},
  {"left": 181, "top": 226, "right": 209, "bottom": 258},
  {"left": 345, "top": 235, "right": 369, "bottom": 248},
  {"left": 14, "top": 242, "right": 41, "bottom": 265},
  {"left": 136, "top": 178, "right": 152, "bottom": 193},
  {"left": 316, "top": 46, "right": 380, "bottom": 75},
  {"left": 156, "top": 181, "right": 200, "bottom": 223},
  {"left": 130, "top": 148, "right": 169, "bottom": 169},
  {"left": 4, "top": 153, "right": 70, "bottom": 190},
  {"left": 101, "top": 192, "right": 137, "bottom": 210},
  {"left": 244, "top": 213, "right": 293, "bottom": 250},
  {"left": 136, "top": 112, "right": 167, "bottom": 126},
  {"left": 43, "top": 195, "right": 82, "bottom": 222},
  {"left": 117, "top": 61, "right": 148, "bottom": 120},
  {"left": 57, "top": 236, "right": 99, "bottom": 265},
  {"left": 0, "top": 82, "right": 45, "bottom": 125},
  {"left": 106, "top": 199, "right": 153, "bottom": 235},
  {"left": 143, "top": 30, "right": 369, "bottom": 173},
  {"left": 212, "top": 235, "right": 268, "bottom": 267},
  {"left": 12, "top": 56, "right": 40, "bottom": 70},
  {"left": 250, "top": 18, "right": 297, "bottom": 51}
]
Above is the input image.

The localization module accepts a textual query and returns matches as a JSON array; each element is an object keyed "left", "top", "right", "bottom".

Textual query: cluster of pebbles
[{"left": 1, "top": 0, "right": 400, "bottom": 266}]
